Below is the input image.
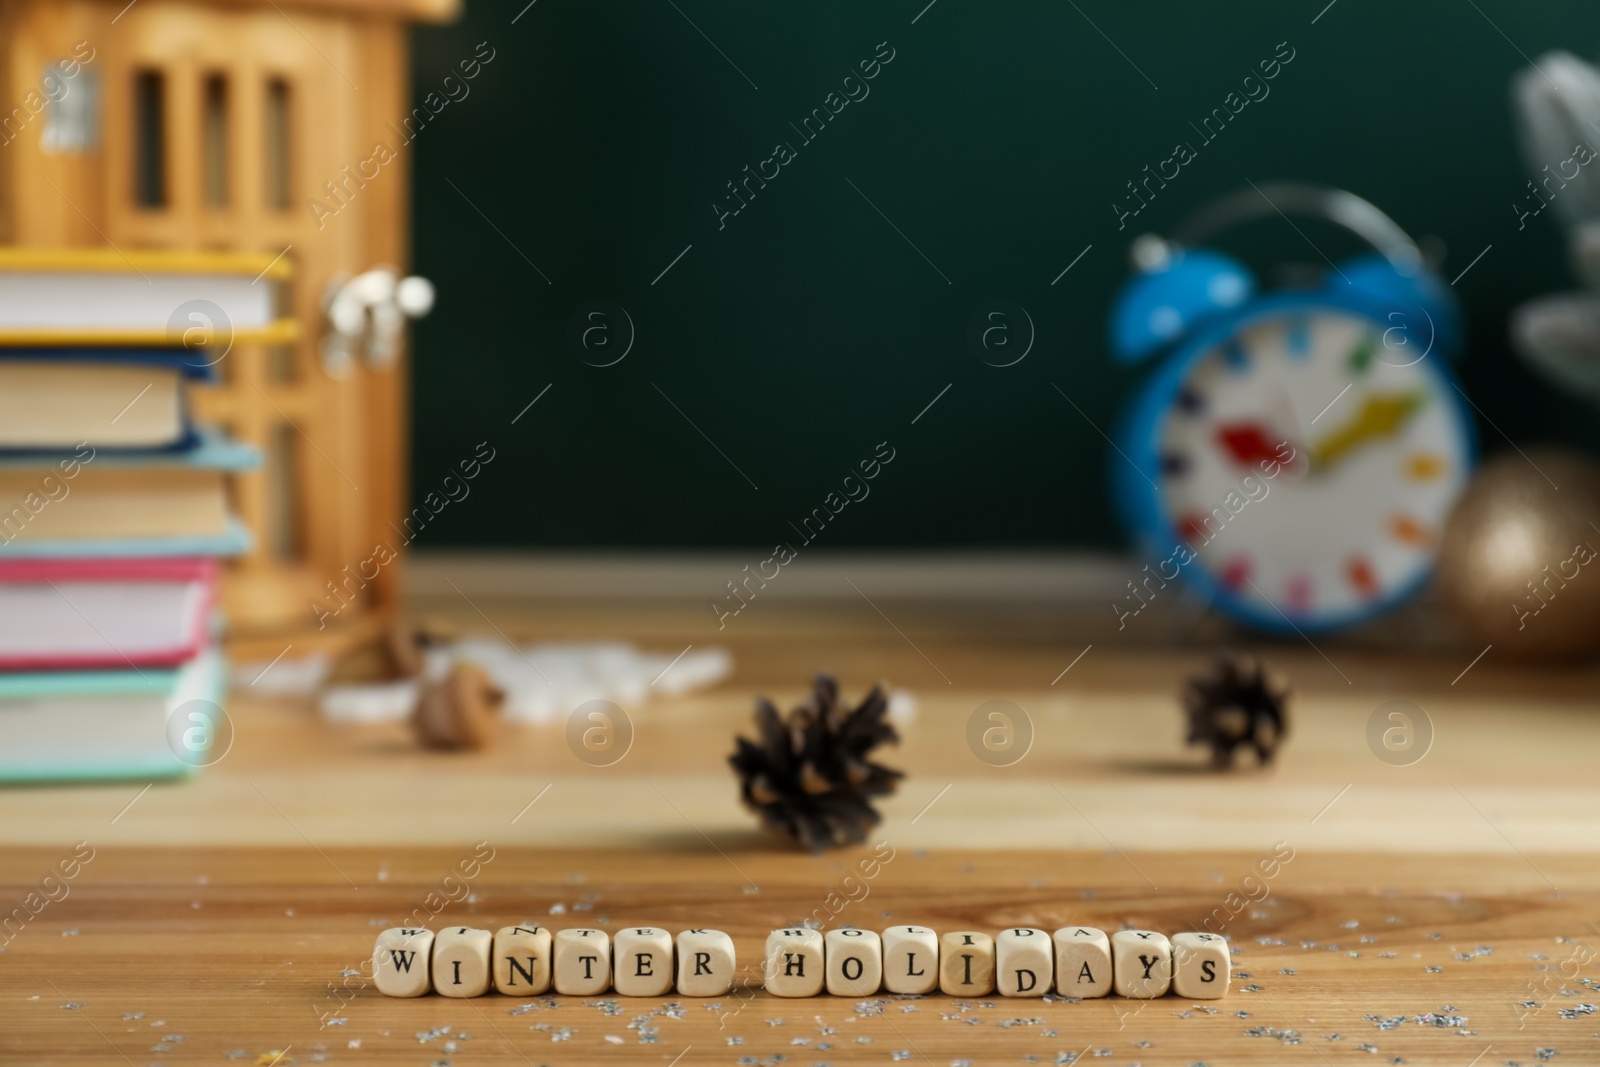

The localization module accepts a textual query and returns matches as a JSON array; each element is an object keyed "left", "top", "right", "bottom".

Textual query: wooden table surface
[{"left": 3, "top": 592, "right": 1599, "bottom": 1065}]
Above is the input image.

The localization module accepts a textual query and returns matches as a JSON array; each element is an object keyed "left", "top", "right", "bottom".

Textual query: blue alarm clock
[{"left": 1109, "top": 184, "right": 1475, "bottom": 633}]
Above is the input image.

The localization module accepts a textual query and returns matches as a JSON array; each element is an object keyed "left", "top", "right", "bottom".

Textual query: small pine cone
[{"left": 1183, "top": 655, "right": 1289, "bottom": 768}]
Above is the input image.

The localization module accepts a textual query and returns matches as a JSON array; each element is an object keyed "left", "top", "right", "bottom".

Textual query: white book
[{"left": 0, "top": 248, "right": 295, "bottom": 346}]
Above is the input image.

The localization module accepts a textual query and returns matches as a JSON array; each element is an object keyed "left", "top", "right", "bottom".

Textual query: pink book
[{"left": 0, "top": 557, "right": 216, "bottom": 670}]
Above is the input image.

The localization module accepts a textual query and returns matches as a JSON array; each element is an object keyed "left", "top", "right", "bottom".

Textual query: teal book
[
  {"left": 0, "top": 516, "right": 252, "bottom": 560},
  {"left": 0, "top": 428, "right": 258, "bottom": 471},
  {"left": 0, "top": 650, "right": 225, "bottom": 783}
]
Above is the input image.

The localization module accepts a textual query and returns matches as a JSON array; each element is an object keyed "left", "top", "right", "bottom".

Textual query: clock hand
[
  {"left": 1311, "top": 391, "right": 1426, "bottom": 470},
  {"left": 1272, "top": 385, "right": 1310, "bottom": 447},
  {"left": 1214, "top": 422, "right": 1296, "bottom": 468},
  {"left": 1269, "top": 386, "right": 1313, "bottom": 478}
]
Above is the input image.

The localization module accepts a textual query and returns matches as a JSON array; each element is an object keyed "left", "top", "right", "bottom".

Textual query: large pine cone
[{"left": 729, "top": 674, "right": 903, "bottom": 851}]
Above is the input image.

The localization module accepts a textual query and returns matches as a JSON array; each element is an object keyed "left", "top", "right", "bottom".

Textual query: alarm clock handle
[{"left": 1169, "top": 184, "right": 1423, "bottom": 276}]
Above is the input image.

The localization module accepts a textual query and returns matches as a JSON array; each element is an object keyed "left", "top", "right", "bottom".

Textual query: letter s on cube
[{"left": 1172, "top": 931, "right": 1230, "bottom": 999}]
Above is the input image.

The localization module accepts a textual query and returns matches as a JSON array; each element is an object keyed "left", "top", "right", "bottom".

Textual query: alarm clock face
[{"left": 1150, "top": 303, "right": 1472, "bottom": 628}]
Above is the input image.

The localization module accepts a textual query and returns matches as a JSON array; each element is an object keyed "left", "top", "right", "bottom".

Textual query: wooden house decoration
[{"left": 0, "top": 0, "right": 458, "bottom": 659}]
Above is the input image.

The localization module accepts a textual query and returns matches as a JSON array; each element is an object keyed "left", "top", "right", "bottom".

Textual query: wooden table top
[{"left": 3, "top": 594, "right": 1598, "bottom": 1064}]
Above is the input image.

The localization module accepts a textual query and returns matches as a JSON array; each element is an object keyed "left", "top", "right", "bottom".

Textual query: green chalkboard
[{"left": 408, "top": 0, "right": 1594, "bottom": 548}]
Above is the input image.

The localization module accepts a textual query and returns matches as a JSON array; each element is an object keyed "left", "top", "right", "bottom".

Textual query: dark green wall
[{"left": 407, "top": 1, "right": 1593, "bottom": 549}]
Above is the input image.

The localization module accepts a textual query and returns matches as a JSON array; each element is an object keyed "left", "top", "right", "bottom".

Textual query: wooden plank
[
  {"left": 4, "top": 600, "right": 1598, "bottom": 1061},
  {"left": 0, "top": 845, "right": 1593, "bottom": 1065}
]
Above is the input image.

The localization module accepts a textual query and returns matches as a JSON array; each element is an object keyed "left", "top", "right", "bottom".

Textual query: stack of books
[{"left": 0, "top": 248, "right": 291, "bottom": 782}]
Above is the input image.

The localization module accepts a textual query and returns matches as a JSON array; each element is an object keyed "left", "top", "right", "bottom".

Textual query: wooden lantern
[{"left": 0, "top": 0, "right": 458, "bottom": 659}]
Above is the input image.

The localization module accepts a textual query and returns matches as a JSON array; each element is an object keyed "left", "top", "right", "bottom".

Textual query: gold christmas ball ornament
[{"left": 1436, "top": 449, "right": 1600, "bottom": 661}]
